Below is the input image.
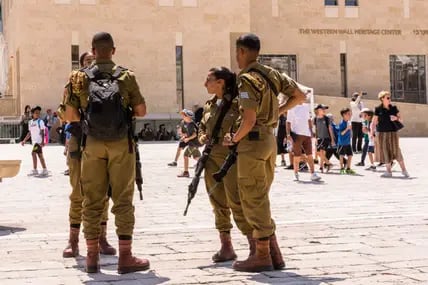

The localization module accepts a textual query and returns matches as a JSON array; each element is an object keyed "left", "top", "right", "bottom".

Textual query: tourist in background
[
  {"left": 350, "top": 92, "right": 364, "bottom": 153},
  {"left": 19, "top": 105, "right": 32, "bottom": 143},
  {"left": 371, "top": 91, "right": 409, "bottom": 178}
]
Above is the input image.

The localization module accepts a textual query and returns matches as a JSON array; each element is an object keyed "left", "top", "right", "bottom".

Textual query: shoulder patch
[{"left": 240, "top": 92, "right": 250, "bottom": 99}]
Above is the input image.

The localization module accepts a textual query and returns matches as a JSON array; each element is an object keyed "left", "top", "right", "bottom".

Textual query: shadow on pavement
[
  {"left": 197, "top": 261, "right": 234, "bottom": 270},
  {"left": 83, "top": 271, "right": 170, "bottom": 285},
  {"left": 296, "top": 180, "right": 326, "bottom": 185},
  {"left": 250, "top": 271, "right": 346, "bottom": 284},
  {"left": 72, "top": 257, "right": 169, "bottom": 285},
  {"left": 0, "top": 225, "right": 26, "bottom": 236}
]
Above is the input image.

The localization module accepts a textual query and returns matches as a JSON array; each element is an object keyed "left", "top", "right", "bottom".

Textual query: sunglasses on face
[{"left": 384, "top": 97, "right": 391, "bottom": 100}]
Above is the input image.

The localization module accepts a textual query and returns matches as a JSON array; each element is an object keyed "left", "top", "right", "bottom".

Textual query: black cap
[
  {"left": 314, "top": 104, "right": 329, "bottom": 110},
  {"left": 92, "top": 32, "right": 115, "bottom": 49},
  {"left": 236, "top": 33, "right": 261, "bottom": 52}
]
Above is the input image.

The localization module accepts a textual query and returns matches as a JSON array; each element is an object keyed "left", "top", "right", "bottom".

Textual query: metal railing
[{"left": 0, "top": 118, "right": 22, "bottom": 144}]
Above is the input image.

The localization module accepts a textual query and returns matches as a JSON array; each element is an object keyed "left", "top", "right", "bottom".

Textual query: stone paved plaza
[{"left": 0, "top": 138, "right": 427, "bottom": 285}]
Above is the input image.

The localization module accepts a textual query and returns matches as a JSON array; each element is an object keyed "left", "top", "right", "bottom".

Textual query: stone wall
[{"left": 0, "top": 98, "right": 18, "bottom": 116}]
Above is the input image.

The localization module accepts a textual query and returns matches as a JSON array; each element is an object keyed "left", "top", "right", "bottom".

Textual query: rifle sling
[
  {"left": 210, "top": 93, "right": 237, "bottom": 144},
  {"left": 247, "top": 68, "right": 279, "bottom": 97}
]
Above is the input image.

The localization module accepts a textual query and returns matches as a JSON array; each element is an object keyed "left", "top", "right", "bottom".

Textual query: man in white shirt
[
  {"left": 21, "top": 106, "right": 49, "bottom": 176},
  {"left": 286, "top": 102, "right": 321, "bottom": 182}
]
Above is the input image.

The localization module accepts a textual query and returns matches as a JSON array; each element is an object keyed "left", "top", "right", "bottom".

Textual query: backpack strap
[
  {"left": 83, "top": 66, "right": 97, "bottom": 80},
  {"left": 112, "top": 66, "right": 127, "bottom": 79}
]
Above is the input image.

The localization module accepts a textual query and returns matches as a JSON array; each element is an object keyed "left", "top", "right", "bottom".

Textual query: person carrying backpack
[
  {"left": 59, "top": 51, "right": 116, "bottom": 262},
  {"left": 64, "top": 32, "right": 149, "bottom": 274},
  {"left": 314, "top": 104, "right": 335, "bottom": 172},
  {"left": 20, "top": 106, "right": 49, "bottom": 177}
]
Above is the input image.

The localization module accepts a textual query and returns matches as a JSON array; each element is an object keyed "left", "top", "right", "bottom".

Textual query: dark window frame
[
  {"left": 71, "top": 45, "right": 79, "bottom": 70},
  {"left": 325, "top": 0, "right": 338, "bottom": 6},
  {"left": 176, "top": 46, "right": 184, "bottom": 109},
  {"left": 345, "top": 0, "right": 358, "bottom": 6},
  {"left": 390, "top": 55, "right": 426, "bottom": 104},
  {"left": 258, "top": 54, "right": 298, "bottom": 81}
]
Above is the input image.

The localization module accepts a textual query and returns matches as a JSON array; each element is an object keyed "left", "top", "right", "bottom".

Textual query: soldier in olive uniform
[
  {"left": 64, "top": 32, "right": 149, "bottom": 274},
  {"left": 59, "top": 52, "right": 116, "bottom": 259},
  {"left": 224, "top": 34, "right": 306, "bottom": 272},
  {"left": 199, "top": 67, "right": 254, "bottom": 262}
]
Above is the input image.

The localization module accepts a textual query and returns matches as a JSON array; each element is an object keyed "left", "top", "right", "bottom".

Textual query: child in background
[
  {"left": 21, "top": 106, "right": 49, "bottom": 177},
  {"left": 338, "top": 108, "right": 355, "bottom": 175},
  {"left": 177, "top": 109, "right": 201, "bottom": 177},
  {"left": 314, "top": 104, "right": 335, "bottom": 172},
  {"left": 358, "top": 109, "right": 376, "bottom": 170}
]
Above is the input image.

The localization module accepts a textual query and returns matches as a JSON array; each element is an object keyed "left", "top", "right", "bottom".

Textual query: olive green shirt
[
  {"left": 237, "top": 61, "right": 298, "bottom": 129},
  {"left": 199, "top": 95, "right": 240, "bottom": 145},
  {"left": 65, "top": 59, "right": 145, "bottom": 111}
]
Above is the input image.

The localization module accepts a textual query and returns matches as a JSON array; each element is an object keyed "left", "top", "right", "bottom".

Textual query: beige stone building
[{"left": 1, "top": 0, "right": 428, "bottom": 134}]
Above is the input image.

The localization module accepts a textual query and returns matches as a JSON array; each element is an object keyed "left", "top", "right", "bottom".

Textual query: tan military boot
[
  {"left": 246, "top": 233, "right": 256, "bottom": 257},
  {"left": 232, "top": 239, "right": 274, "bottom": 272},
  {"left": 86, "top": 239, "right": 100, "bottom": 273},
  {"left": 269, "top": 234, "right": 285, "bottom": 270},
  {"left": 99, "top": 225, "right": 117, "bottom": 255},
  {"left": 62, "top": 227, "right": 80, "bottom": 258},
  {"left": 117, "top": 240, "right": 150, "bottom": 274},
  {"left": 212, "top": 232, "right": 237, "bottom": 262}
]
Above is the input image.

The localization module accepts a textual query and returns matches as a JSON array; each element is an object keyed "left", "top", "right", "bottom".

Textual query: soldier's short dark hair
[
  {"left": 340, "top": 107, "right": 351, "bottom": 117},
  {"left": 236, "top": 33, "right": 261, "bottom": 52},
  {"left": 92, "top": 32, "right": 115, "bottom": 51}
]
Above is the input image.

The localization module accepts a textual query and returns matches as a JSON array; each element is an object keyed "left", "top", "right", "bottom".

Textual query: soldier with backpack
[
  {"left": 64, "top": 32, "right": 148, "bottom": 274},
  {"left": 59, "top": 51, "right": 116, "bottom": 260}
]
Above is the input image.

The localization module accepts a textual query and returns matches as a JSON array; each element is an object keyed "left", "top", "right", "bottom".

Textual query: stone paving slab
[{"left": 0, "top": 138, "right": 427, "bottom": 284}]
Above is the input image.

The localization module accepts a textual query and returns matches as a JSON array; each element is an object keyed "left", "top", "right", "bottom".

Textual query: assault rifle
[
  {"left": 183, "top": 91, "right": 237, "bottom": 216},
  {"left": 183, "top": 143, "right": 213, "bottom": 216},
  {"left": 212, "top": 144, "right": 238, "bottom": 183},
  {"left": 129, "top": 116, "right": 143, "bottom": 201},
  {"left": 135, "top": 138, "right": 144, "bottom": 200}
]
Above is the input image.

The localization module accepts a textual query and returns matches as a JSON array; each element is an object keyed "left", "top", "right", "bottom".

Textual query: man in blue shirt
[{"left": 338, "top": 108, "right": 355, "bottom": 174}]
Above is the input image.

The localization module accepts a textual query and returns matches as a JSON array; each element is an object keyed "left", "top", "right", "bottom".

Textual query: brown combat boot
[
  {"left": 62, "top": 227, "right": 80, "bottom": 258},
  {"left": 269, "top": 234, "right": 285, "bottom": 270},
  {"left": 232, "top": 239, "right": 274, "bottom": 272},
  {"left": 86, "top": 239, "right": 100, "bottom": 273},
  {"left": 117, "top": 240, "right": 150, "bottom": 274},
  {"left": 99, "top": 225, "right": 117, "bottom": 255},
  {"left": 246, "top": 233, "right": 256, "bottom": 257},
  {"left": 212, "top": 232, "right": 237, "bottom": 262}
]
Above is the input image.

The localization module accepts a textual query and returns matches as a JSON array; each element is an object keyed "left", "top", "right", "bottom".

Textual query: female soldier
[{"left": 199, "top": 67, "right": 254, "bottom": 262}]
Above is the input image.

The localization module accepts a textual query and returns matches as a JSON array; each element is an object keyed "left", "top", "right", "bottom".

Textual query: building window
[
  {"left": 176, "top": 46, "right": 184, "bottom": 109},
  {"left": 325, "top": 0, "right": 338, "bottom": 6},
  {"left": 340, "top": 54, "right": 348, "bottom": 98},
  {"left": 390, "top": 55, "right": 426, "bottom": 104},
  {"left": 71, "top": 45, "right": 79, "bottom": 70},
  {"left": 345, "top": 0, "right": 358, "bottom": 6},
  {"left": 258, "top": 55, "right": 297, "bottom": 81},
  {"left": 0, "top": 3, "right": 3, "bottom": 33}
]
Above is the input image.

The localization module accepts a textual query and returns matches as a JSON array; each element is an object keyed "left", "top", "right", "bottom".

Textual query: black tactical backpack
[{"left": 82, "top": 66, "right": 129, "bottom": 141}]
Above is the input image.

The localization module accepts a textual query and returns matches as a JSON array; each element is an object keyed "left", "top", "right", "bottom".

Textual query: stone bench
[{"left": 0, "top": 160, "right": 21, "bottom": 183}]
